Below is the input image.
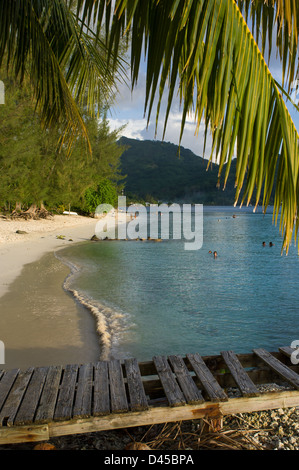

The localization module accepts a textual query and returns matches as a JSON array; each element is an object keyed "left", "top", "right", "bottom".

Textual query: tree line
[{"left": 0, "top": 73, "right": 125, "bottom": 217}]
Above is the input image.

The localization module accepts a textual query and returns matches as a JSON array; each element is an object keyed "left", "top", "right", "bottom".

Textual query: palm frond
[
  {"left": 237, "top": 0, "right": 299, "bottom": 90},
  {"left": 0, "top": 0, "right": 127, "bottom": 154},
  {"left": 76, "top": 0, "right": 299, "bottom": 254}
]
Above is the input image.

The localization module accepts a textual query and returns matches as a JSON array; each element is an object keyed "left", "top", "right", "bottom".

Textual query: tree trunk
[
  {"left": 10, "top": 202, "right": 52, "bottom": 220},
  {"left": 25, "top": 204, "right": 37, "bottom": 214}
]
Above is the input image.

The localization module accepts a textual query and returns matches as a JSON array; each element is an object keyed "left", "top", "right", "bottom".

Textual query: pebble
[{"left": 225, "top": 405, "right": 299, "bottom": 450}]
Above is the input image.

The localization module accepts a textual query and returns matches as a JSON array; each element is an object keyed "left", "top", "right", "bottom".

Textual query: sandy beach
[
  {"left": 0, "top": 212, "right": 127, "bottom": 369},
  {"left": 0, "top": 211, "right": 130, "bottom": 297},
  {"left": 0, "top": 214, "right": 98, "bottom": 298}
]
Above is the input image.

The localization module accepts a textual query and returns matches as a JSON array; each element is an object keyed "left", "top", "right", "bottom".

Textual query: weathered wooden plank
[
  {"left": 186, "top": 353, "right": 228, "bottom": 402},
  {"left": 0, "top": 424, "right": 49, "bottom": 445},
  {"left": 138, "top": 352, "right": 282, "bottom": 377},
  {"left": 49, "top": 389, "right": 299, "bottom": 440},
  {"left": 0, "top": 369, "right": 19, "bottom": 413},
  {"left": 153, "top": 356, "right": 186, "bottom": 407},
  {"left": 108, "top": 360, "right": 128, "bottom": 413},
  {"left": 0, "top": 368, "right": 34, "bottom": 426},
  {"left": 279, "top": 346, "right": 298, "bottom": 360},
  {"left": 168, "top": 355, "right": 204, "bottom": 404},
  {"left": 73, "top": 363, "right": 93, "bottom": 419},
  {"left": 54, "top": 364, "right": 78, "bottom": 421},
  {"left": 93, "top": 361, "right": 110, "bottom": 416},
  {"left": 35, "top": 365, "right": 62, "bottom": 424},
  {"left": 14, "top": 367, "right": 49, "bottom": 426},
  {"left": 124, "top": 358, "right": 148, "bottom": 411},
  {"left": 253, "top": 348, "right": 299, "bottom": 389},
  {"left": 221, "top": 350, "right": 260, "bottom": 397}
]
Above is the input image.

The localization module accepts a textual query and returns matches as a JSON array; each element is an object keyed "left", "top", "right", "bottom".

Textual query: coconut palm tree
[
  {"left": 0, "top": 0, "right": 127, "bottom": 155},
  {"left": 0, "top": 1, "right": 298, "bottom": 252},
  {"left": 74, "top": 0, "right": 299, "bottom": 254}
]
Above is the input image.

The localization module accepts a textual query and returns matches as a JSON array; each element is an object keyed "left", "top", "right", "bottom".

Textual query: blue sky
[{"left": 107, "top": 30, "right": 299, "bottom": 161}]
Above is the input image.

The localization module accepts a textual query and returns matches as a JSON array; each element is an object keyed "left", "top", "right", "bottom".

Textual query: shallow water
[
  {"left": 59, "top": 206, "right": 299, "bottom": 361},
  {"left": 0, "top": 252, "right": 100, "bottom": 369}
]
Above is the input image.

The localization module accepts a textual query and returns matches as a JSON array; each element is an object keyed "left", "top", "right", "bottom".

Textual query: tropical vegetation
[
  {"left": 0, "top": 1, "right": 298, "bottom": 252},
  {"left": 0, "top": 74, "right": 125, "bottom": 216}
]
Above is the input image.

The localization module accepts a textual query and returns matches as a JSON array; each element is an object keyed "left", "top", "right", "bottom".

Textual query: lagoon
[{"left": 58, "top": 206, "right": 299, "bottom": 362}]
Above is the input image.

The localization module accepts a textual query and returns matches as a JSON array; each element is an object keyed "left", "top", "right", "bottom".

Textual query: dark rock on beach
[{"left": 90, "top": 235, "right": 100, "bottom": 241}]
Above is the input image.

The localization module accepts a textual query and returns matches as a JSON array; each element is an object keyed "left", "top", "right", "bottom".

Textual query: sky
[
  {"left": 107, "top": 65, "right": 222, "bottom": 159},
  {"left": 106, "top": 22, "right": 299, "bottom": 161}
]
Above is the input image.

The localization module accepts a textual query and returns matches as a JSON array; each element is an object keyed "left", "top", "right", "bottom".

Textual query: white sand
[{"left": 0, "top": 212, "right": 127, "bottom": 298}]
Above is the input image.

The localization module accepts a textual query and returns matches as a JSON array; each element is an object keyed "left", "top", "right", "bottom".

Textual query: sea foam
[{"left": 55, "top": 251, "right": 130, "bottom": 361}]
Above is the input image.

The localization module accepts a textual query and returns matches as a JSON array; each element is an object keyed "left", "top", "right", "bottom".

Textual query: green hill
[{"left": 119, "top": 137, "right": 239, "bottom": 205}]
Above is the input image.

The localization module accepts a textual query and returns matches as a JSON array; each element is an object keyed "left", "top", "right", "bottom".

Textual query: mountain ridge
[{"left": 119, "top": 137, "right": 238, "bottom": 205}]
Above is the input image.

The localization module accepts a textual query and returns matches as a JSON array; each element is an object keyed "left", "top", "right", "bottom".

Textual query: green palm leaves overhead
[
  {"left": 1, "top": 1, "right": 299, "bottom": 252},
  {"left": 0, "top": 0, "right": 126, "bottom": 154},
  {"left": 76, "top": 0, "right": 299, "bottom": 253}
]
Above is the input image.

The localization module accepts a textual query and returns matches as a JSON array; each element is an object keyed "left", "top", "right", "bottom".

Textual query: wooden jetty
[{"left": 0, "top": 345, "right": 299, "bottom": 445}]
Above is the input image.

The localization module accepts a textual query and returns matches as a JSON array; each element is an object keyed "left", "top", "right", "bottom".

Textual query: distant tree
[
  {"left": 0, "top": 0, "right": 127, "bottom": 155},
  {"left": 83, "top": 180, "right": 118, "bottom": 215},
  {"left": 0, "top": 75, "right": 55, "bottom": 214},
  {"left": 0, "top": 76, "right": 125, "bottom": 216}
]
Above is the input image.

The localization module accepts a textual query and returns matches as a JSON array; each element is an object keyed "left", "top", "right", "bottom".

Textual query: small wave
[{"left": 55, "top": 251, "right": 130, "bottom": 360}]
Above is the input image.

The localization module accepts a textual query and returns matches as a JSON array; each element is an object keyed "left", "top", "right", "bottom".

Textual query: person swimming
[
  {"left": 262, "top": 241, "right": 266, "bottom": 246},
  {"left": 269, "top": 241, "right": 274, "bottom": 247},
  {"left": 213, "top": 251, "right": 218, "bottom": 258}
]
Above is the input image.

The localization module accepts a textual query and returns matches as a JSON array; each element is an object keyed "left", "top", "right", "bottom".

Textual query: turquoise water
[{"left": 59, "top": 206, "right": 299, "bottom": 361}]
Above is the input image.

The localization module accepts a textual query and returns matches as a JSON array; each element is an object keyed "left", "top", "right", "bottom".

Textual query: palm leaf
[
  {"left": 237, "top": 0, "right": 299, "bottom": 90},
  {"left": 0, "top": 0, "right": 126, "bottom": 154},
  {"left": 76, "top": 0, "right": 299, "bottom": 254}
]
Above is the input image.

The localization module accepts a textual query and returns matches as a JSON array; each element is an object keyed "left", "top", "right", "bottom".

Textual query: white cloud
[{"left": 108, "top": 117, "right": 147, "bottom": 141}]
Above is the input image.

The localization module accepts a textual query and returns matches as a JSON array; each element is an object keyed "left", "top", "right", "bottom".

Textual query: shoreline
[
  {"left": 0, "top": 212, "right": 129, "bottom": 370},
  {"left": 0, "top": 214, "right": 98, "bottom": 299},
  {"left": 0, "top": 211, "right": 130, "bottom": 299}
]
